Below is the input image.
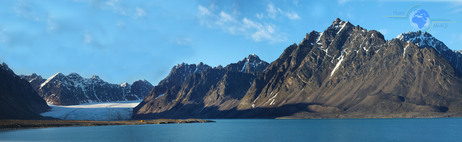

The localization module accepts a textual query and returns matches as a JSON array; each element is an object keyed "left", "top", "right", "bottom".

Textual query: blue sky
[{"left": 1, "top": 0, "right": 462, "bottom": 85}]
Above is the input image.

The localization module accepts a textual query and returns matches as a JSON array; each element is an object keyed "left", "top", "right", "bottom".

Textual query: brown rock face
[
  {"left": 133, "top": 55, "right": 269, "bottom": 119},
  {"left": 0, "top": 63, "right": 50, "bottom": 119},
  {"left": 134, "top": 18, "right": 462, "bottom": 119}
]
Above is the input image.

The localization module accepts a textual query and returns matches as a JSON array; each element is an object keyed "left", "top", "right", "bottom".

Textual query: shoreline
[{"left": 0, "top": 119, "right": 215, "bottom": 130}]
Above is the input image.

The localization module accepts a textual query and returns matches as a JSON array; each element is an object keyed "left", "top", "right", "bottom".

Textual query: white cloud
[
  {"left": 174, "top": 37, "right": 192, "bottom": 45},
  {"left": 256, "top": 13, "right": 264, "bottom": 19},
  {"left": 242, "top": 18, "right": 277, "bottom": 42},
  {"left": 286, "top": 12, "right": 300, "bottom": 20},
  {"left": 261, "top": 3, "right": 301, "bottom": 20},
  {"left": 47, "top": 16, "right": 59, "bottom": 32},
  {"left": 267, "top": 3, "right": 278, "bottom": 19},
  {"left": 103, "top": 0, "right": 127, "bottom": 15},
  {"left": 84, "top": 32, "right": 93, "bottom": 44},
  {"left": 76, "top": 0, "right": 148, "bottom": 18},
  {"left": 218, "top": 11, "right": 235, "bottom": 24},
  {"left": 198, "top": 5, "right": 212, "bottom": 16},
  {"left": 13, "top": 1, "right": 37, "bottom": 20},
  {"left": 135, "top": 7, "right": 146, "bottom": 18},
  {"left": 293, "top": 0, "right": 299, "bottom": 6},
  {"left": 197, "top": 5, "right": 285, "bottom": 43},
  {"left": 13, "top": 1, "right": 48, "bottom": 22},
  {"left": 12, "top": 1, "right": 60, "bottom": 33}
]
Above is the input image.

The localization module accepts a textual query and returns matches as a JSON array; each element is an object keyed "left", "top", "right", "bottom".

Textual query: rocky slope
[
  {"left": 133, "top": 55, "right": 270, "bottom": 118},
  {"left": 0, "top": 63, "right": 50, "bottom": 119},
  {"left": 34, "top": 73, "right": 153, "bottom": 105},
  {"left": 134, "top": 18, "right": 462, "bottom": 119}
]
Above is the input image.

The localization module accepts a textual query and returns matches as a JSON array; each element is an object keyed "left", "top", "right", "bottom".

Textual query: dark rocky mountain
[
  {"left": 134, "top": 18, "right": 462, "bottom": 119},
  {"left": 0, "top": 63, "right": 50, "bottom": 119},
  {"left": 133, "top": 55, "right": 270, "bottom": 119},
  {"left": 37, "top": 73, "right": 153, "bottom": 105}
]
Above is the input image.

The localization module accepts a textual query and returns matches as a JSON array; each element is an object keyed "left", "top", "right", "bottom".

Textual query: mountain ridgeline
[
  {"left": 133, "top": 55, "right": 269, "bottom": 118},
  {"left": 21, "top": 73, "right": 153, "bottom": 105},
  {"left": 0, "top": 63, "right": 50, "bottom": 119},
  {"left": 134, "top": 18, "right": 462, "bottom": 119}
]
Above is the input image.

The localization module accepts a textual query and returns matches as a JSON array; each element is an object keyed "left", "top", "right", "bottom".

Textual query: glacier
[{"left": 41, "top": 101, "right": 141, "bottom": 121}]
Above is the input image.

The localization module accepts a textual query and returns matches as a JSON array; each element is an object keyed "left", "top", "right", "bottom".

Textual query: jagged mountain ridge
[
  {"left": 133, "top": 55, "right": 270, "bottom": 118},
  {"left": 0, "top": 63, "right": 50, "bottom": 119},
  {"left": 28, "top": 72, "right": 153, "bottom": 105},
  {"left": 238, "top": 18, "right": 462, "bottom": 118},
  {"left": 134, "top": 18, "right": 462, "bottom": 119}
]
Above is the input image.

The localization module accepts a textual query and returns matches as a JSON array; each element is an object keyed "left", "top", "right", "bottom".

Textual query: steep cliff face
[
  {"left": 0, "top": 63, "right": 50, "bottom": 119},
  {"left": 134, "top": 18, "right": 462, "bottom": 119},
  {"left": 133, "top": 55, "right": 269, "bottom": 118},
  {"left": 38, "top": 73, "right": 153, "bottom": 105}
]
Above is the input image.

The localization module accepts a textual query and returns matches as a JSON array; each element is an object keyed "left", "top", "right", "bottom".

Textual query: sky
[{"left": 1, "top": 0, "right": 462, "bottom": 85}]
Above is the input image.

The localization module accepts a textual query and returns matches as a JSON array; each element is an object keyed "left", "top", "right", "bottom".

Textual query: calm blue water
[{"left": 0, "top": 118, "right": 461, "bottom": 142}]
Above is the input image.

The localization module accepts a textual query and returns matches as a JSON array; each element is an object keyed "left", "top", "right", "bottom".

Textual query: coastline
[{"left": 0, "top": 119, "right": 215, "bottom": 130}]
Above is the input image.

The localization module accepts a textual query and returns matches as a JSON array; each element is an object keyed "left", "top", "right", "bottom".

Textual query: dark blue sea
[{"left": 1, "top": 118, "right": 461, "bottom": 141}]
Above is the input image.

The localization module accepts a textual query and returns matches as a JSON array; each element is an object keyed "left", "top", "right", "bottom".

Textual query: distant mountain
[
  {"left": 134, "top": 18, "right": 462, "bottom": 119},
  {"left": 133, "top": 55, "right": 269, "bottom": 119},
  {"left": 19, "top": 73, "right": 45, "bottom": 91},
  {"left": 28, "top": 73, "right": 153, "bottom": 105},
  {"left": 0, "top": 63, "right": 50, "bottom": 119}
]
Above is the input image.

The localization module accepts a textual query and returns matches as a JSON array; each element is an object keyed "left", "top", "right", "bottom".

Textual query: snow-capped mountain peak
[
  {"left": 397, "top": 31, "right": 449, "bottom": 54},
  {"left": 239, "top": 54, "right": 268, "bottom": 73},
  {"left": 40, "top": 72, "right": 65, "bottom": 88},
  {"left": 397, "top": 31, "right": 462, "bottom": 73},
  {"left": 220, "top": 54, "right": 269, "bottom": 75},
  {"left": 38, "top": 72, "right": 153, "bottom": 105}
]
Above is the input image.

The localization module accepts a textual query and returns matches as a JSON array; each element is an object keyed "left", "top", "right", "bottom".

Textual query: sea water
[{"left": 0, "top": 118, "right": 461, "bottom": 141}]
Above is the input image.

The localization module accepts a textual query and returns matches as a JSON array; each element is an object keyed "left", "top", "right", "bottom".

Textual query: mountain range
[
  {"left": 133, "top": 55, "right": 270, "bottom": 118},
  {"left": 21, "top": 73, "right": 153, "bottom": 105},
  {"left": 133, "top": 18, "right": 462, "bottom": 119},
  {"left": 2, "top": 18, "right": 462, "bottom": 120}
]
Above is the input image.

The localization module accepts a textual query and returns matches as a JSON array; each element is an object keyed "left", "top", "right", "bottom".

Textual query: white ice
[{"left": 41, "top": 101, "right": 141, "bottom": 121}]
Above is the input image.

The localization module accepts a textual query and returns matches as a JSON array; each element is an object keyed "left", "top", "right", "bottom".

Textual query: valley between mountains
[{"left": 2, "top": 18, "right": 462, "bottom": 120}]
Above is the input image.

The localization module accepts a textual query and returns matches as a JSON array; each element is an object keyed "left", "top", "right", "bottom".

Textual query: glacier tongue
[{"left": 41, "top": 101, "right": 141, "bottom": 121}]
